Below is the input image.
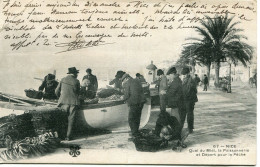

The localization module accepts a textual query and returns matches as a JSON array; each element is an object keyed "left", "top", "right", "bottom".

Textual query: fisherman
[
  {"left": 181, "top": 67, "right": 198, "bottom": 133},
  {"left": 82, "top": 68, "right": 98, "bottom": 99},
  {"left": 136, "top": 73, "right": 146, "bottom": 83},
  {"left": 120, "top": 72, "right": 146, "bottom": 139},
  {"left": 155, "top": 111, "right": 188, "bottom": 151},
  {"left": 55, "top": 67, "right": 80, "bottom": 141},
  {"left": 38, "top": 73, "right": 59, "bottom": 100},
  {"left": 109, "top": 70, "right": 124, "bottom": 91},
  {"left": 154, "top": 69, "right": 168, "bottom": 113},
  {"left": 79, "top": 78, "right": 91, "bottom": 104}
]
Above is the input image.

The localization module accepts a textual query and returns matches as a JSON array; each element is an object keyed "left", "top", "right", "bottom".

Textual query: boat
[{"left": 0, "top": 92, "right": 151, "bottom": 133}]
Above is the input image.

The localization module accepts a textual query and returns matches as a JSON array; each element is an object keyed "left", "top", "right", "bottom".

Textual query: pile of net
[
  {"left": 97, "top": 88, "right": 123, "bottom": 98},
  {"left": 0, "top": 113, "right": 35, "bottom": 148},
  {"left": 29, "top": 108, "right": 68, "bottom": 139},
  {"left": 99, "top": 94, "right": 123, "bottom": 102},
  {"left": 0, "top": 131, "right": 60, "bottom": 161},
  {"left": 84, "top": 97, "right": 99, "bottom": 104},
  {"left": 96, "top": 88, "right": 123, "bottom": 102}
]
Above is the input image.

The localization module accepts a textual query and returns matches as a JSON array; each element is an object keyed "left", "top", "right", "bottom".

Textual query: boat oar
[
  {"left": 34, "top": 77, "right": 74, "bottom": 86},
  {"left": 0, "top": 93, "right": 31, "bottom": 106}
]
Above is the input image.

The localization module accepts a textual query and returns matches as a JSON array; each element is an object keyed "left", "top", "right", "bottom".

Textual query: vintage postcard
[{"left": 0, "top": 0, "right": 257, "bottom": 165}]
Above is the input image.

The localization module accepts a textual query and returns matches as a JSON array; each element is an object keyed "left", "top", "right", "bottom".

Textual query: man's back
[
  {"left": 123, "top": 78, "right": 145, "bottom": 105},
  {"left": 55, "top": 75, "right": 80, "bottom": 106},
  {"left": 167, "top": 76, "right": 183, "bottom": 107},
  {"left": 182, "top": 75, "right": 198, "bottom": 102}
]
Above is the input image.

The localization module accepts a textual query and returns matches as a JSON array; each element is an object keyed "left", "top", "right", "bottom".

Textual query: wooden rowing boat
[{"left": 0, "top": 92, "right": 151, "bottom": 133}]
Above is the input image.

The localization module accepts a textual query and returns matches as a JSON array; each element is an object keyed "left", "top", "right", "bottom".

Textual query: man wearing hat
[
  {"left": 109, "top": 70, "right": 124, "bottom": 91},
  {"left": 181, "top": 67, "right": 198, "bottom": 133},
  {"left": 120, "top": 73, "right": 146, "bottom": 138},
  {"left": 55, "top": 67, "right": 80, "bottom": 141},
  {"left": 82, "top": 68, "right": 98, "bottom": 99}
]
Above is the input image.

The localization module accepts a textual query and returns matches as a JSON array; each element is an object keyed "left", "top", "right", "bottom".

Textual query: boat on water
[{"left": 0, "top": 92, "right": 151, "bottom": 133}]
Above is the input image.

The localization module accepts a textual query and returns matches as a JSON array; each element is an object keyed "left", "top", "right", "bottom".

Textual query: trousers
[
  {"left": 128, "top": 103, "right": 144, "bottom": 136},
  {"left": 159, "top": 94, "right": 167, "bottom": 112},
  {"left": 170, "top": 108, "right": 181, "bottom": 124},
  {"left": 61, "top": 104, "right": 78, "bottom": 138},
  {"left": 203, "top": 84, "right": 208, "bottom": 91},
  {"left": 180, "top": 101, "right": 195, "bottom": 130}
]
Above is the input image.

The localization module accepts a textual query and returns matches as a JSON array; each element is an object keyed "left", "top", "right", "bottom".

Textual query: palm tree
[
  {"left": 181, "top": 42, "right": 213, "bottom": 81},
  {"left": 183, "top": 14, "right": 253, "bottom": 85}
]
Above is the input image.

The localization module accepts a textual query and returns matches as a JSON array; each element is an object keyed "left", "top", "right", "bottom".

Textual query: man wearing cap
[
  {"left": 82, "top": 68, "right": 98, "bottom": 99},
  {"left": 166, "top": 67, "right": 183, "bottom": 123},
  {"left": 120, "top": 73, "right": 146, "bottom": 138},
  {"left": 39, "top": 73, "right": 59, "bottom": 100},
  {"left": 55, "top": 67, "right": 80, "bottom": 141},
  {"left": 181, "top": 67, "right": 198, "bottom": 133},
  {"left": 109, "top": 70, "right": 124, "bottom": 91},
  {"left": 155, "top": 69, "right": 168, "bottom": 113}
]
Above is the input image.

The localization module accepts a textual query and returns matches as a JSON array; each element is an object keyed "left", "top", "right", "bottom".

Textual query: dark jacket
[
  {"left": 83, "top": 74, "right": 98, "bottom": 93},
  {"left": 158, "top": 75, "right": 168, "bottom": 94},
  {"left": 203, "top": 76, "right": 208, "bottom": 84},
  {"left": 194, "top": 76, "right": 201, "bottom": 85},
  {"left": 167, "top": 75, "right": 183, "bottom": 108},
  {"left": 123, "top": 77, "right": 146, "bottom": 106},
  {"left": 39, "top": 76, "right": 59, "bottom": 100},
  {"left": 154, "top": 112, "right": 181, "bottom": 140},
  {"left": 55, "top": 75, "right": 80, "bottom": 106},
  {"left": 109, "top": 78, "right": 122, "bottom": 89},
  {"left": 182, "top": 75, "right": 198, "bottom": 102}
]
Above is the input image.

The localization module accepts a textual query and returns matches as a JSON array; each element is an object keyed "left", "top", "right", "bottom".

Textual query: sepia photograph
[{"left": 0, "top": 0, "right": 257, "bottom": 165}]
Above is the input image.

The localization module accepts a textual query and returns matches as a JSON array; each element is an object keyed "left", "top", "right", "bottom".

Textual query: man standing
[
  {"left": 166, "top": 67, "right": 183, "bottom": 123},
  {"left": 156, "top": 69, "right": 168, "bottom": 113},
  {"left": 194, "top": 74, "right": 201, "bottom": 88},
  {"left": 55, "top": 67, "right": 80, "bottom": 141},
  {"left": 120, "top": 73, "right": 146, "bottom": 138},
  {"left": 203, "top": 74, "right": 209, "bottom": 91},
  {"left": 181, "top": 67, "right": 198, "bottom": 133},
  {"left": 83, "top": 68, "right": 98, "bottom": 99}
]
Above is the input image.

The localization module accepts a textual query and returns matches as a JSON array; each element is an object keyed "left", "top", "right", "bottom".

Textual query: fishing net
[
  {"left": 29, "top": 108, "right": 68, "bottom": 140},
  {"left": 0, "top": 131, "right": 60, "bottom": 161},
  {"left": 0, "top": 113, "right": 35, "bottom": 148}
]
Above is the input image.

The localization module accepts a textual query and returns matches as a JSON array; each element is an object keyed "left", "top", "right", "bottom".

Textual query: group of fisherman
[{"left": 37, "top": 66, "right": 203, "bottom": 151}]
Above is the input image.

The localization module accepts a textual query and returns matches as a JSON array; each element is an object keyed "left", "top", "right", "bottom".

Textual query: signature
[
  {"left": 10, "top": 32, "right": 42, "bottom": 50},
  {"left": 55, "top": 37, "right": 114, "bottom": 54}
]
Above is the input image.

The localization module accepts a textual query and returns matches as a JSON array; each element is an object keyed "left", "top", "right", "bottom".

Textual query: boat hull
[
  {"left": 0, "top": 95, "right": 151, "bottom": 133},
  {"left": 79, "top": 98, "right": 151, "bottom": 132}
]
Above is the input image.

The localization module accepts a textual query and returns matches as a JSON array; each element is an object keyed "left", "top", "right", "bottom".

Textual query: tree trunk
[
  {"left": 206, "top": 63, "right": 211, "bottom": 86},
  {"left": 214, "top": 61, "right": 220, "bottom": 85},
  {"left": 191, "top": 65, "right": 195, "bottom": 77}
]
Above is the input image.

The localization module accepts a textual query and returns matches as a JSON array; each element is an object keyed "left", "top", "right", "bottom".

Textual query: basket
[{"left": 24, "top": 89, "right": 43, "bottom": 99}]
